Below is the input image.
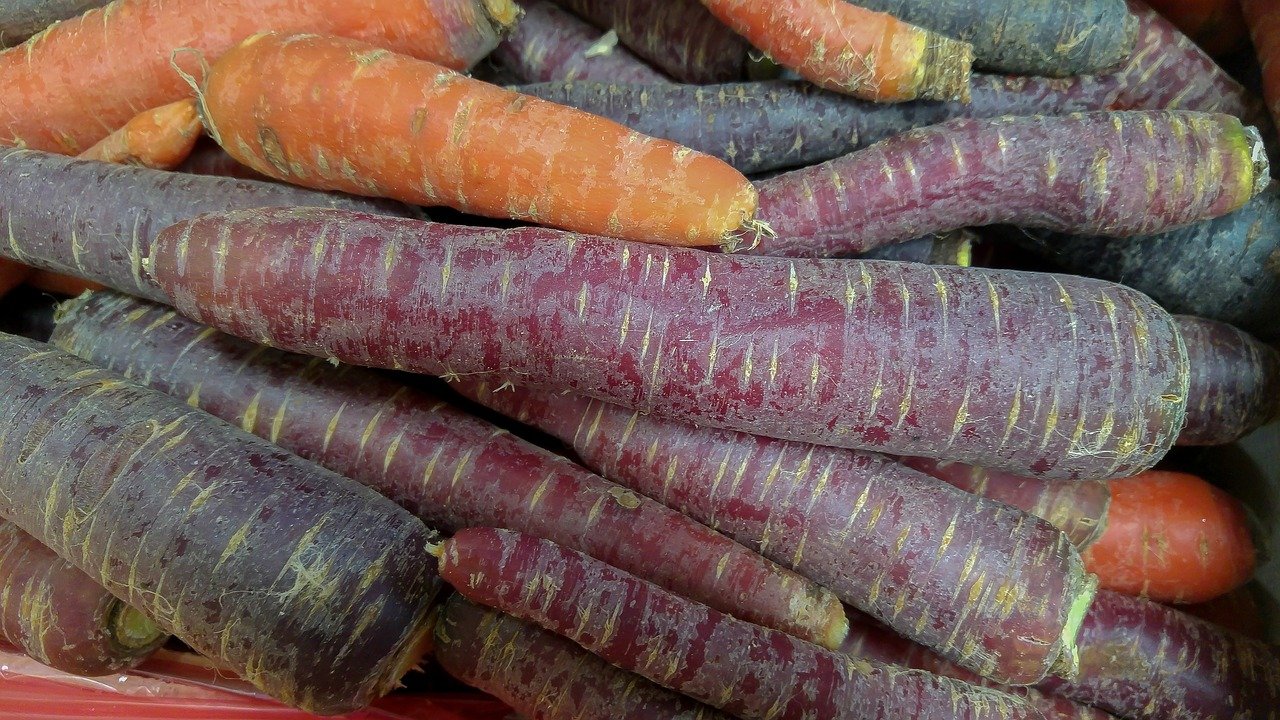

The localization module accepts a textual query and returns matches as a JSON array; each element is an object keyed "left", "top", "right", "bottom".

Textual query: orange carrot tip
[{"left": 79, "top": 99, "right": 203, "bottom": 169}]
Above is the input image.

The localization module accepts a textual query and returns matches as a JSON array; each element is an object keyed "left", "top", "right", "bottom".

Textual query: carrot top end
[
  {"left": 483, "top": 0, "right": 524, "bottom": 34},
  {"left": 915, "top": 34, "right": 974, "bottom": 103},
  {"left": 1050, "top": 571, "right": 1099, "bottom": 680}
]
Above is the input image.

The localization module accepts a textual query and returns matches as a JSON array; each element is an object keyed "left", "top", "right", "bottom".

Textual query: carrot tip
[
  {"left": 720, "top": 218, "right": 775, "bottom": 254},
  {"left": 482, "top": 0, "right": 524, "bottom": 33},
  {"left": 916, "top": 35, "right": 974, "bottom": 103}
]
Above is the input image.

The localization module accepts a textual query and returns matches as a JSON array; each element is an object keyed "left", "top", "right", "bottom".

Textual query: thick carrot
[
  {"left": 0, "top": 520, "right": 167, "bottom": 676},
  {"left": 697, "top": 0, "right": 972, "bottom": 102},
  {"left": 0, "top": 334, "right": 443, "bottom": 714},
  {"left": 439, "top": 528, "right": 1039, "bottom": 720},
  {"left": 897, "top": 458, "right": 1111, "bottom": 549},
  {"left": 850, "top": 0, "right": 1137, "bottom": 76},
  {"left": 0, "top": 147, "right": 413, "bottom": 303},
  {"left": 1146, "top": 0, "right": 1248, "bottom": 56},
  {"left": 149, "top": 207, "right": 1190, "bottom": 481},
  {"left": 1082, "top": 470, "right": 1255, "bottom": 604},
  {"left": 457, "top": 381, "right": 1096, "bottom": 686},
  {"left": 551, "top": 0, "right": 752, "bottom": 83},
  {"left": 202, "top": 33, "right": 755, "bottom": 247},
  {"left": 1027, "top": 185, "right": 1280, "bottom": 343},
  {"left": 1175, "top": 315, "right": 1280, "bottom": 446},
  {"left": 0, "top": 0, "right": 519, "bottom": 154},
  {"left": 840, "top": 610, "right": 1119, "bottom": 720},
  {"left": 176, "top": 138, "right": 272, "bottom": 181},
  {"left": 1243, "top": 0, "right": 1280, "bottom": 132},
  {"left": 0, "top": 258, "right": 29, "bottom": 299},
  {"left": 856, "top": 232, "right": 975, "bottom": 266},
  {"left": 494, "top": 1, "right": 668, "bottom": 84},
  {"left": 752, "top": 111, "right": 1269, "bottom": 257},
  {"left": 78, "top": 99, "right": 202, "bottom": 170},
  {"left": 52, "top": 291, "right": 848, "bottom": 649},
  {"left": 0, "top": 0, "right": 106, "bottom": 47},
  {"left": 434, "top": 596, "right": 733, "bottom": 720},
  {"left": 1039, "top": 589, "right": 1280, "bottom": 719}
]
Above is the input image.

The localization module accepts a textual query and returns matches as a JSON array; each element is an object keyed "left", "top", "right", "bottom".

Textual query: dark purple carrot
[
  {"left": 148, "top": 207, "right": 1189, "bottom": 481},
  {"left": 0, "top": 147, "right": 412, "bottom": 302},
  {"left": 457, "top": 380, "right": 1096, "bottom": 686},
  {"left": 1039, "top": 590, "right": 1280, "bottom": 720},
  {"left": 438, "top": 528, "right": 1039, "bottom": 720},
  {"left": 0, "top": 520, "right": 167, "bottom": 676},
  {"left": 1024, "top": 186, "right": 1280, "bottom": 343},
  {"left": 493, "top": 1, "right": 667, "bottom": 83},
  {"left": 51, "top": 291, "right": 847, "bottom": 649},
  {"left": 550, "top": 0, "right": 750, "bottom": 83},
  {"left": 840, "top": 609, "right": 1119, "bottom": 720},
  {"left": 751, "top": 111, "right": 1269, "bottom": 257},
  {"left": 0, "top": 334, "right": 443, "bottom": 714},
  {"left": 434, "top": 596, "right": 732, "bottom": 720},
  {"left": 1174, "top": 315, "right": 1280, "bottom": 445},
  {"left": 849, "top": 0, "right": 1137, "bottom": 77},
  {"left": 897, "top": 458, "right": 1111, "bottom": 549}
]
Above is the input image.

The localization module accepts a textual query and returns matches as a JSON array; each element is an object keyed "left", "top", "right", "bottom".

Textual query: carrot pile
[{"left": 0, "top": 1, "right": 1278, "bottom": 718}]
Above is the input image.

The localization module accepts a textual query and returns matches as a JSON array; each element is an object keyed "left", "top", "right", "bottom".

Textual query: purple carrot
[
  {"left": 1040, "top": 590, "right": 1280, "bottom": 720},
  {"left": 1175, "top": 315, "right": 1280, "bottom": 446},
  {"left": 51, "top": 291, "right": 848, "bottom": 648},
  {"left": 457, "top": 380, "right": 1096, "bottom": 686},
  {"left": 897, "top": 457, "right": 1111, "bottom": 549},
  {"left": 147, "top": 207, "right": 1190, "bottom": 481},
  {"left": 494, "top": 1, "right": 667, "bottom": 83},
  {"left": 439, "top": 528, "right": 1040, "bottom": 720},
  {"left": 750, "top": 111, "right": 1269, "bottom": 257},
  {"left": 434, "top": 596, "right": 733, "bottom": 720}
]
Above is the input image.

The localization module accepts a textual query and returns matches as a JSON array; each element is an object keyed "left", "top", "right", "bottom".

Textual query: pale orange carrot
[
  {"left": 201, "top": 33, "right": 758, "bottom": 246},
  {"left": 698, "top": 0, "right": 973, "bottom": 101},
  {"left": 79, "top": 99, "right": 202, "bottom": 169},
  {"left": 0, "top": 0, "right": 520, "bottom": 154}
]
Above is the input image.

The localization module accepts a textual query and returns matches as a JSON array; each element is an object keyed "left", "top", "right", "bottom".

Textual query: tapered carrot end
[
  {"left": 916, "top": 34, "right": 973, "bottom": 103},
  {"left": 483, "top": 0, "right": 523, "bottom": 34}
]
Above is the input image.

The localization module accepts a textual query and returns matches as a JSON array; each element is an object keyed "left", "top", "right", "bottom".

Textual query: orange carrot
[
  {"left": 1083, "top": 471, "right": 1256, "bottom": 604},
  {"left": 0, "top": 0, "right": 520, "bottom": 154},
  {"left": 201, "top": 33, "right": 758, "bottom": 246},
  {"left": 78, "top": 99, "right": 202, "bottom": 169},
  {"left": 0, "top": 259, "right": 29, "bottom": 299},
  {"left": 697, "top": 0, "right": 973, "bottom": 102},
  {"left": 24, "top": 271, "right": 106, "bottom": 296},
  {"left": 1243, "top": 0, "right": 1280, "bottom": 132}
]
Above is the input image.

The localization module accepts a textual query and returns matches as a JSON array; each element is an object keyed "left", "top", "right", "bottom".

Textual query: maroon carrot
[
  {"left": 0, "top": 520, "right": 167, "bottom": 676},
  {"left": 148, "top": 207, "right": 1189, "bottom": 481},
  {"left": 1175, "top": 315, "right": 1280, "bottom": 446},
  {"left": 438, "top": 528, "right": 1039, "bottom": 720},
  {"left": 1040, "top": 590, "right": 1280, "bottom": 720},
  {"left": 434, "top": 596, "right": 733, "bottom": 720},
  {"left": 494, "top": 1, "right": 668, "bottom": 83},
  {"left": 51, "top": 291, "right": 848, "bottom": 648},
  {"left": 897, "top": 458, "right": 1111, "bottom": 549},
  {"left": 0, "top": 334, "right": 443, "bottom": 714},
  {"left": 751, "top": 111, "right": 1269, "bottom": 257},
  {"left": 458, "top": 380, "right": 1096, "bottom": 686}
]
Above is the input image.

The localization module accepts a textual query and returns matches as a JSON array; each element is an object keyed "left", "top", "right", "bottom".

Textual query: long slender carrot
[
  {"left": 1242, "top": 0, "right": 1280, "bottom": 132},
  {"left": 0, "top": 0, "right": 520, "bottom": 154},
  {"left": 202, "top": 33, "right": 757, "bottom": 247},
  {"left": 79, "top": 99, "right": 202, "bottom": 169},
  {"left": 697, "top": 0, "right": 973, "bottom": 102},
  {"left": 1082, "top": 470, "right": 1255, "bottom": 604}
]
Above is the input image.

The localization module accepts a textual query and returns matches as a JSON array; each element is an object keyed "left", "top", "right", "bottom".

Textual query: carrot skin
[
  {"left": 551, "top": 0, "right": 750, "bottom": 83},
  {"left": 458, "top": 381, "right": 1097, "bottom": 686},
  {"left": 494, "top": 1, "right": 668, "bottom": 84},
  {"left": 0, "top": 521, "right": 167, "bottom": 676},
  {"left": 1082, "top": 471, "right": 1255, "bottom": 604},
  {"left": 202, "top": 33, "right": 755, "bottom": 247},
  {"left": 0, "top": 0, "right": 518, "bottom": 154},
  {"left": 1242, "top": 0, "right": 1280, "bottom": 132},
  {"left": 1178, "top": 587, "right": 1267, "bottom": 640},
  {"left": 79, "top": 99, "right": 203, "bottom": 170},
  {"left": 1039, "top": 590, "right": 1280, "bottom": 719},
  {"left": 23, "top": 271, "right": 106, "bottom": 296},
  {"left": 897, "top": 458, "right": 1111, "bottom": 549},
  {"left": 0, "top": 335, "right": 443, "bottom": 714},
  {"left": 0, "top": 148, "right": 411, "bottom": 303},
  {"left": 1175, "top": 315, "right": 1280, "bottom": 445},
  {"left": 752, "top": 111, "right": 1269, "bottom": 257},
  {"left": 52, "top": 291, "right": 848, "bottom": 648},
  {"left": 439, "top": 528, "right": 1039, "bottom": 720},
  {"left": 149, "top": 207, "right": 1190, "bottom": 481},
  {"left": 0, "top": 0, "right": 106, "bottom": 47},
  {"left": 849, "top": 0, "right": 1137, "bottom": 76},
  {"left": 435, "top": 596, "right": 733, "bottom": 720}
]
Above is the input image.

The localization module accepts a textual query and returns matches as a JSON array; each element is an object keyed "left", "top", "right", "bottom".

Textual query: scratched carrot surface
[
  {"left": 439, "top": 528, "right": 1040, "bottom": 720},
  {"left": 151, "top": 207, "right": 1189, "bottom": 480},
  {"left": 457, "top": 380, "right": 1096, "bottom": 685},
  {"left": 51, "top": 291, "right": 847, "bottom": 648},
  {"left": 1174, "top": 315, "right": 1280, "bottom": 446}
]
